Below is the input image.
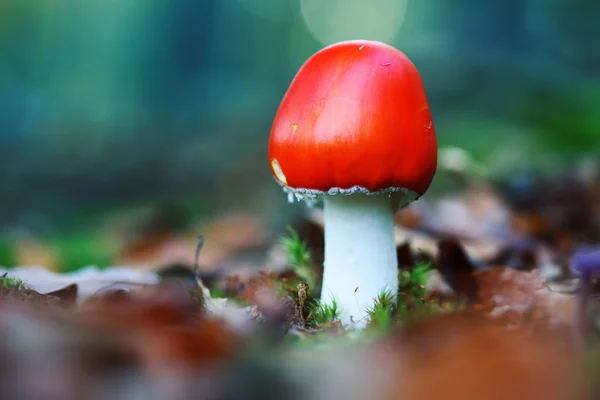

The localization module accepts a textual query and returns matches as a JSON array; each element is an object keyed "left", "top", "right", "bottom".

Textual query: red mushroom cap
[{"left": 268, "top": 40, "right": 437, "bottom": 198}]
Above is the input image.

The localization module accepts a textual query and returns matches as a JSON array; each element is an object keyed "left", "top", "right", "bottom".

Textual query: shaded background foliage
[{"left": 1, "top": 0, "right": 599, "bottom": 231}]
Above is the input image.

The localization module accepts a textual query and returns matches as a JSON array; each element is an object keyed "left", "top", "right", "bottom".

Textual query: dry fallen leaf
[
  {"left": 378, "top": 312, "right": 581, "bottom": 400},
  {"left": 474, "top": 266, "right": 577, "bottom": 328},
  {"left": 0, "top": 266, "right": 159, "bottom": 304}
]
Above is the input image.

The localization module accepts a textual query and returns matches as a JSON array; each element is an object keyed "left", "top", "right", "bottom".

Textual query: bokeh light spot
[{"left": 300, "top": 0, "right": 408, "bottom": 45}]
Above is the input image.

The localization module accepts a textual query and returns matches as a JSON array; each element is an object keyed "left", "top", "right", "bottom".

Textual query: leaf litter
[{"left": 0, "top": 160, "right": 599, "bottom": 399}]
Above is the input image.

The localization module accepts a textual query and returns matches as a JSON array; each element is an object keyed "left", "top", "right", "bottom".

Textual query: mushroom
[
  {"left": 268, "top": 40, "right": 438, "bottom": 327},
  {"left": 571, "top": 248, "right": 600, "bottom": 348}
]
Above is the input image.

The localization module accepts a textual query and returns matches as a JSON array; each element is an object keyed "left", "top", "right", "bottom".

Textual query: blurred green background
[{"left": 1, "top": 0, "right": 599, "bottom": 268}]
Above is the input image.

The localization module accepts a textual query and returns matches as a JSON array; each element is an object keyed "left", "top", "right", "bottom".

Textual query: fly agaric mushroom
[{"left": 268, "top": 40, "right": 437, "bottom": 327}]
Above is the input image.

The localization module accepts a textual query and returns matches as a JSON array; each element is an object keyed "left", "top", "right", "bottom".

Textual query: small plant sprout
[
  {"left": 308, "top": 296, "right": 342, "bottom": 326},
  {"left": 280, "top": 226, "right": 315, "bottom": 288},
  {"left": 268, "top": 40, "right": 438, "bottom": 327},
  {"left": 571, "top": 248, "right": 600, "bottom": 348}
]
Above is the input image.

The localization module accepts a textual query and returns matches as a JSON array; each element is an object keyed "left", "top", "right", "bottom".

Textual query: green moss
[
  {"left": 279, "top": 225, "right": 316, "bottom": 289},
  {"left": 366, "top": 290, "right": 396, "bottom": 331},
  {"left": 364, "top": 264, "right": 466, "bottom": 331},
  {"left": 0, "top": 273, "right": 26, "bottom": 290},
  {"left": 307, "top": 296, "right": 341, "bottom": 326},
  {"left": 398, "top": 264, "right": 431, "bottom": 300}
]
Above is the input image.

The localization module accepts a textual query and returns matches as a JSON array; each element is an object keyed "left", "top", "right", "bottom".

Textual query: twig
[{"left": 193, "top": 235, "right": 205, "bottom": 288}]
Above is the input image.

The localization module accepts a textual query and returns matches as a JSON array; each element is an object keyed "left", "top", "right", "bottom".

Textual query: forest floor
[{"left": 0, "top": 160, "right": 599, "bottom": 400}]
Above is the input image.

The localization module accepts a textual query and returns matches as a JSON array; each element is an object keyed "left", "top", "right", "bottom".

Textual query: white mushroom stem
[{"left": 320, "top": 193, "right": 398, "bottom": 328}]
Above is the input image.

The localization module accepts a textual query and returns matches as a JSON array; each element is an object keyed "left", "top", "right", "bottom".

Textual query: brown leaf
[
  {"left": 504, "top": 175, "right": 600, "bottom": 251},
  {"left": 46, "top": 284, "right": 78, "bottom": 309},
  {"left": 437, "top": 238, "right": 479, "bottom": 302},
  {"left": 475, "top": 267, "right": 545, "bottom": 310},
  {"left": 0, "top": 282, "right": 62, "bottom": 309},
  {"left": 379, "top": 312, "right": 580, "bottom": 400},
  {"left": 472, "top": 266, "right": 578, "bottom": 329},
  {"left": 486, "top": 239, "right": 538, "bottom": 271},
  {"left": 77, "top": 283, "right": 235, "bottom": 368}
]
